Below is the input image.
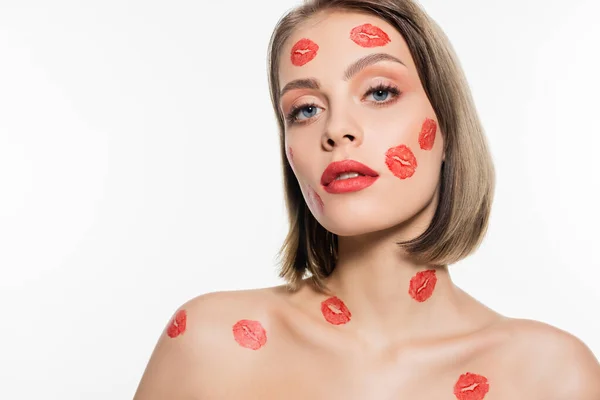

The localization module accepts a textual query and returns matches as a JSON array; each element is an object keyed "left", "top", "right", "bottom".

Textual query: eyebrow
[{"left": 279, "top": 53, "right": 406, "bottom": 98}]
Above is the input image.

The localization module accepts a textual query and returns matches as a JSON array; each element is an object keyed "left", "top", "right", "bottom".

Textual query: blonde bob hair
[{"left": 267, "top": 0, "right": 495, "bottom": 292}]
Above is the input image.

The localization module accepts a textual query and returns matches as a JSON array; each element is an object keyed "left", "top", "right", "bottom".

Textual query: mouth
[{"left": 321, "top": 159, "right": 379, "bottom": 194}]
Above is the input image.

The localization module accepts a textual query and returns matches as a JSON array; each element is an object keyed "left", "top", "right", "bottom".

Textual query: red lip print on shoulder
[
  {"left": 291, "top": 38, "right": 319, "bottom": 66},
  {"left": 350, "top": 23, "right": 391, "bottom": 48},
  {"left": 321, "top": 296, "right": 352, "bottom": 325},
  {"left": 454, "top": 372, "right": 490, "bottom": 400},
  {"left": 232, "top": 319, "right": 267, "bottom": 350},
  {"left": 166, "top": 309, "right": 187, "bottom": 338},
  {"left": 408, "top": 269, "right": 437, "bottom": 302},
  {"left": 419, "top": 118, "right": 437, "bottom": 150}
]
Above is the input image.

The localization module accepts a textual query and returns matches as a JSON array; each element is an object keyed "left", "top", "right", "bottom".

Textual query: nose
[{"left": 321, "top": 107, "right": 364, "bottom": 151}]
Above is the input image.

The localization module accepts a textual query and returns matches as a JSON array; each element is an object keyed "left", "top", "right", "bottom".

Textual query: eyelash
[{"left": 284, "top": 83, "right": 402, "bottom": 126}]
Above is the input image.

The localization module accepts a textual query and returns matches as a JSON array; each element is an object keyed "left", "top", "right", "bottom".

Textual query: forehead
[{"left": 279, "top": 11, "right": 415, "bottom": 86}]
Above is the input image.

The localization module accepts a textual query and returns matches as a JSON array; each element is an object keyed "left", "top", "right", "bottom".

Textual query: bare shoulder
[
  {"left": 133, "top": 287, "right": 284, "bottom": 400},
  {"left": 499, "top": 318, "right": 600, "bottom": 399}
]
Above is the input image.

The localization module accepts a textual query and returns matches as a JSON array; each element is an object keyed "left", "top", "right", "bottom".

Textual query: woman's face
[{"left": 278, "top": 11, "right": 445, "bottom": 237}]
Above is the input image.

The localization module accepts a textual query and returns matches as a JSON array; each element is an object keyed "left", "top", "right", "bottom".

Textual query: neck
[{"left": 320, "top": 227, "right": 471, "bottom": 349}]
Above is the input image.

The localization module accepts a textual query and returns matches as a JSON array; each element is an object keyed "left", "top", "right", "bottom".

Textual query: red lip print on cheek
[
  {"left": 350, "top": 23, "right": 391, "bottom": 47},
  {"left": 291, "top": 38, "right": 319, "bottom": 66},
  {"left": 166, "top": 309, "right": 187, "bottom": 338},
  {"left": 408, "top": 269, "right": 437, "bottom": 302},
  {"left": 453, "top": 372, "right": 490, "bottom": 400},
  {"left": 321, "top": 296, "right": 352, "bottom": 325},
  {"left": 232, "top": 319, "right": 267, "bottom": 350},
  {"left": 306, "top": 185, "right": 324, "bottom": 214},
  {"left": 287, "top": 146, "right": 294, "bottom": 163},
  {"left": 385, "top": 144, "right": 418, "bottom": 179},
  {"left": 419, "top": 118, "right": 437, "bottom": 151}
]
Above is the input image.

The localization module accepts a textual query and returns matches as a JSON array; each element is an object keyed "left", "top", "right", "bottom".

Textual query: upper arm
[{"left": 133, "top": 293, "right": 226, "bottom": 400}]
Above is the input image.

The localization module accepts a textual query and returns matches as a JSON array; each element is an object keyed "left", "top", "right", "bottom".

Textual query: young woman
[{"left": 134, "top": 1, "right": 600, "bottom": 398}]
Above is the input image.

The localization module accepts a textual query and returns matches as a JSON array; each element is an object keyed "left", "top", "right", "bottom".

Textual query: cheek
[{"left": 418, "top": 118, "right": 437, "bottom": 151}]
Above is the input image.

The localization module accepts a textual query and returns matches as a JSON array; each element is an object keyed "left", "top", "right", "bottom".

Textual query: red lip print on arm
[
  {"left": 321, "top": 296, "right": 352, "bottom": 325},
  {"left": 350, "top": 23, "right": 391, "bottom": 48},
  {"left": 385, "top": 144, "right": 418, "bottom": 179},
  {"left": 166, "top": 309, "right": 187, "bottom": 338},
  {"left": 454, "top": 372, "right": 490, "bottom": 400},
  {"left": 232, "top": 319, "right": 267, "bottom": 350},
  {"left": 291, "top": 38, "right": 319, "bottom": 66},
  {"left": 419, "top": 118, "right": 437, "bottom": 150},
  {"left": 408, "top": 269, "right": 437, "bottom": 302}
]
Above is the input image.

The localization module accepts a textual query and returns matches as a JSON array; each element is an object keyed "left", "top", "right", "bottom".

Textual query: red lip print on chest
[
  {"left": 350, "top": 23, "right": 391, "bottom": 47},
  {"left": 232, "top": 319, "right": 267, "bottom": 350},
  {"left": 408, "top": 269, "right": 437, "bottom": 302},
  {"left": 291, "top": 38, "right": 319, "bottom": 66},
  {"left": 454, "top": 372, "right": 490, "bottom": 400},
  {"left": 385, "top": 144, "right": 418, "bottom": 179},
  {"left": 321, "top": 296, "right": 352, "bottom": 325},
  {"left": 166, "top": 309, "right": 187, "bottom": 338}
]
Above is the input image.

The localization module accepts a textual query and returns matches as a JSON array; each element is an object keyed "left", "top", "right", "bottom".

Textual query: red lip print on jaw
[
  {"left": 232, "top": 319, "right": 267, "bottom": 350},
  {"left": 166, "top": 309, "right": 187, "bottom": 338},
  {"left": 408, "top": 269, "right": 437, "bottom": 302},
  {"left": 306, "top": 186, "right": 324, "bottom": 214},
  {"left": 419, "top": 118, "right": 437, "bottom": 150},
  {"left": 291, "top": 38, "right": 319, "bottom": 66},
  {"left": 385, "top": 144, "right": 417, "bottom": 179},
  {"left": 350, "top": 23, "right": 391, "bottom": 48},
  {"left": 453, "top": 372, "right": 490, "bottom": 400},
  {"left": 321, "top": 296, "right": 352, "bottom": 325}
]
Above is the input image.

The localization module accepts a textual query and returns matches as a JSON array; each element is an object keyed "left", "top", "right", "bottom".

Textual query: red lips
[
  {"left": 321, "top": 159, "right": 379, "bottom": 186},
  {"left": 291, "top": 38, "right": 319, "bottom": 66},
  {"left": 350, "top": 23, "right": 391, "bottom": 48}
]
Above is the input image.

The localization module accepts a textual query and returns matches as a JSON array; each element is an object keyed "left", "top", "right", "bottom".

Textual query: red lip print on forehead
[
  {"left": 232, "top": 319, "right": 267, "bottom": 350},
  {"left": 385, "top": 144, "right": 418, "bottom": 179},
  {"left": 291, "top": 38, "right": 319, "bottom": 66},
  {"left": 166, "top": 309, "right": 187, "bottom": 338},
  {"left": 419, "top": 118, "right": 437, "bottom": 151},
  {"left": 453, "top": 372, "right": 490, "bottom": 400},
  {"left": 408, "top": 269, "right": 437, "bottom": 302},
  {"left": 350, "top": 23, "right": 391, "bottom": 48},
  {"left": 321, "top": 296, "right": 352, "bottom": 325}
]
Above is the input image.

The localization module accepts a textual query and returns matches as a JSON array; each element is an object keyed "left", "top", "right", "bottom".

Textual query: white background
[{"left": 1, "top": 0, "right": 598, "bottom": 398}]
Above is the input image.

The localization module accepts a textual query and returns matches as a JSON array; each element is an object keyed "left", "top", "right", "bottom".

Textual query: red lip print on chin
[
  {"left": 454, "top": 372, "right": 490, "bottom": 400},
  {"left": 291, "top": 38, "right": 319, "bottom": 66},
  {"left": 408, "top": 269, "right": 437, "bottom": 302},
  {"left": 321, "top": 296, "right": 352, "bottom": 325},
  {"left": 385, "top": 144, "right": 417, "bottom": 179},
  {"left": 166, "top": 309, "right": 187, "bottom": 338},
  {"left": 350, "top": 23, "right": 391, "bottom": 47},
  {"left": 419, "top": 118, "right": 437, "bottom": 150},
  {"left": 232, "top": 319, "right": 267, "bottom": 350}
]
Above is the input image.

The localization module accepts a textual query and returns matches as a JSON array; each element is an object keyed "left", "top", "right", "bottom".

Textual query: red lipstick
[
  {"left": 453, "top": 372, "right": 490, "bottom": 400},
  {"left": 321, "top": 296, "right": 352, "bottom": 325},
  {"left": 291, "top": 38, "right": 319, "bottom": 67},
  {"left": 321, "top": 159, "right": 379, "bottom": 194},
  {"left": 350, "top": 23, "right": 391, "bottom": 48},
  {"left": 166, "top": 309, "right": 187, "bottom": 338},
  {"left": 419, "top": 118, "right": 437, "bottom": 150},
  {"left": 408, "top": 269, "right": 437, "bottom": 302},
  {"left": 385, "top": 144, "right": 417, "bottom": 179}
]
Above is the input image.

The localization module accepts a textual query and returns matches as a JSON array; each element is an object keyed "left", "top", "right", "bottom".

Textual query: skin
[{"left": 134, "top": 11, "right": 600, "bottom": 400}]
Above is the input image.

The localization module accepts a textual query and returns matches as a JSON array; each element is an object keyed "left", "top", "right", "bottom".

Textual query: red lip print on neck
[
  {"left": 166, "top": 309, "right": 187, "bottom": 338},
  {"left": 232, "top": 319, "right": 267, "bottom": 350},
  {"left": 408, "top": 269, "right": 437, "bottom": 302},
  {"left": 385, "top": 144, "right": 417, "bottom": 179},
  {"left": 454, "top": 372, "right": 490, "bottom": 400},
  {"left": 291, "top": 38, "right": 319, "bottom": 66},
  {"left": 419, "top": 118, "right": 437, "bottom": 150},
  {"left": 350, "top": 23, "right": 391, "bottom": 47},
  {"left": 321, "top": 296, "right": 352, "bottom": 325}
]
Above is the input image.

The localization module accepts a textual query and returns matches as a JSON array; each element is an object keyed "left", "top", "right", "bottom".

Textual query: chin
[{"left": 315, "top": 204, "right": 415, "bottom": 237}]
